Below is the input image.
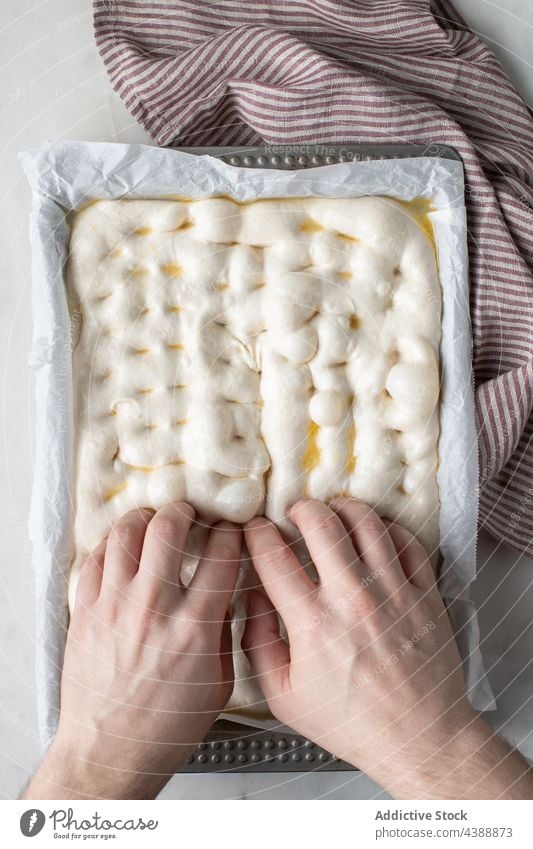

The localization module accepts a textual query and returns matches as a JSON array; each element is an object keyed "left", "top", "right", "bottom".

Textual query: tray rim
[{"left": 175, "top": 142, "right": 462, "bottom": 165}]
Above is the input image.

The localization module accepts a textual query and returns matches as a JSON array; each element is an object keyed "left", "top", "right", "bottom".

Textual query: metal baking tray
[
  {"left": 176, "top": 142, "right": 461, "bottom": 169},
  {"left": 176, "top": 142, "right": 461, "bottom": 774},
  {"left": 180, "top": 720, "right": 346, "bottom": 773}
]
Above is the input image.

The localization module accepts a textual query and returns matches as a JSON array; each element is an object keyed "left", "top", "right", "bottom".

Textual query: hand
[
  {"left": 24, "top": 502, "right": 241, "bottom": 799},
  {"left": 243, "top": 498, "right": 532, "bottom": 799}
]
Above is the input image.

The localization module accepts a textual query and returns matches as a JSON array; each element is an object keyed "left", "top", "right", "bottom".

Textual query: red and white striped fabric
[{"left": 93, "top": 0, "right": 533, "bottom": 556}]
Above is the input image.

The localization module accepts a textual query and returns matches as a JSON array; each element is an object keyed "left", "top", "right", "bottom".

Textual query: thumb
[{"left": 242, "top": 590, "right": 291, "bottom": 710}]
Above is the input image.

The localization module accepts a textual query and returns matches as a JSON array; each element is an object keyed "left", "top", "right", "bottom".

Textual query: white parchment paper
[{"left": 20, "top": 141, "right": 494, "bottom": 751}]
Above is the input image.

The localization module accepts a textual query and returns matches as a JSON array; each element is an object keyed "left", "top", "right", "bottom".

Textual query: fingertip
[
  {"left": 168, "top": 500, "right": 196, "bottom": 522},
  {"left": 287, "top": 497, "right": 312, "bottom": 519},
  {"left": 213, "top": 520, "right": 240, "bottom": 531},
  {"left": 329, "top": 495, "right": 361, "bottom": 511},
  {"left": 212, "top": 520, "right": 242, "bottom": 543},
  {"left": 245, "top": 516, "right": 270, "bottom": 532},
  {"left": 136, "top": 506, "right": 156, "bottom": 520}
]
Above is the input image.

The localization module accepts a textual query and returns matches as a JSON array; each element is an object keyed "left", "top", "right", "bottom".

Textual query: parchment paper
[{"left": 20, "top": 141, "right": 494, "bottom": 751}]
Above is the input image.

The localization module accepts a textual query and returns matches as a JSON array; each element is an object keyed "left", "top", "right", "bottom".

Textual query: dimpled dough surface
[{"left": 67, "top": 195, "right": 441, "bottom": 717}]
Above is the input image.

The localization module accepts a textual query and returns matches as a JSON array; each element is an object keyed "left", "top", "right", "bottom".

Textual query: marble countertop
[{"left": 0, "top": 0, "right": 531, "bottom": 800}]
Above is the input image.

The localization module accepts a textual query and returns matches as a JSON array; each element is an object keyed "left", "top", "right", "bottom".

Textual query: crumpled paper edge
[{"left": 19, "top": 141, "right": 494, "bottom": 751}]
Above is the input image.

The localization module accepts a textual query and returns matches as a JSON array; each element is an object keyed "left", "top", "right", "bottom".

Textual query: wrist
[
  {"left": 23, "top": 734, "right": 177, "bottom": 800},
  {"left": 433, "top": 714, "right": 532, "bottom": 800},
  {"left": 389, "top": 712, "right": 532, "bottom": 800},
  {"left": 391, "top": 711, "right": 488, "bottom": 799}
]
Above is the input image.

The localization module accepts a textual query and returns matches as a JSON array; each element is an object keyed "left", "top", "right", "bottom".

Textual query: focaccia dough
[{"left": 66, "top": 195, "right": 441, "bottom": 717}]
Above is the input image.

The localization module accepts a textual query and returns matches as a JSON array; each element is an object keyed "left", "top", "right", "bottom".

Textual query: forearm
[
  {"left": 21, "top": 737, "right": 186, "bottom": 800},
  {"left": 385, "top": 715, "right": 533, "bottom": 800}
]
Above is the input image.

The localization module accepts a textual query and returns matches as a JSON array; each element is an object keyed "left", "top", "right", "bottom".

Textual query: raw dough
[{"left": 66, "top": 195, "right": 441, "bottom": 717}]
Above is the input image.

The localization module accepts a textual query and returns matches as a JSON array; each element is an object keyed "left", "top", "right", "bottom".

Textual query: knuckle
[
  {"left": 176, "top": 616, "right": 209, "bottom": 650},
  {"left": 388, "top": 583, "right": 416, "bottom": 613},
  {"left": 350, "top": 585, "right": 379, "bottom": 620},
  {"left": 96, "top": 595, "right": 123, "bottom": 627},
  {"left": 293, "top": 608, "right": 329, "bottom": 638}
]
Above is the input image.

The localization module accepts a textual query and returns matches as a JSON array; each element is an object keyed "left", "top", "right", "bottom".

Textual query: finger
[
  {"left": 137, "top": 501, "right": 195, "bottom": 597},
  {"left": 220, "top": 613, "right": 235, "bottom": 689},
  {"left": 242, "top": 590, "right": 290, "bottom": 707},
  {"left": 188, "top": 522, "right": 242, "bottom": 624},
  {"left": 244, "top": 517, "right": 316, "bottom": 617},
  {"left": 287, "top": 499, "right": 362, "bottom": 590},
  {"left": 103, "top": 508, "right": 154, "bottom": 591},
  {"left": 74, "top": 539, "right": 106, "bottom": 608},
  {"left": 330, "top": 498, "right": 406, "bottom": 594},
  {"left": 383, "top": 519, "right": 437, "bottom": 592}
]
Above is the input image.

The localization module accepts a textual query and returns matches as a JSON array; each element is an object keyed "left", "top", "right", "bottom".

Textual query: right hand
[{"left": 243, "top": 498, "right": 532, "bottom": 799}]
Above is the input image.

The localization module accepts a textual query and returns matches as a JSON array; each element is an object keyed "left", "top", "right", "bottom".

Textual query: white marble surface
[{"left": 0, "top": 0, "right": 531, "bottom": 800}]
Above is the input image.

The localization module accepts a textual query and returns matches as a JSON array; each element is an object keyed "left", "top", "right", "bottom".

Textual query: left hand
[{"left": 24, "top": 502, "right": 241, "bottom": 799}]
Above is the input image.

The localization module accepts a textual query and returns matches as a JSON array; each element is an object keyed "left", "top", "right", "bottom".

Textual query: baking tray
[
  {"left": 175, "top": 142, "right": 462, "bottom": 774},
  {"left": 175, "top": 142, "right": 461, "bottom": 170},
  {"left": 181, "top": 720, "right": 346, "bottom": 773}
]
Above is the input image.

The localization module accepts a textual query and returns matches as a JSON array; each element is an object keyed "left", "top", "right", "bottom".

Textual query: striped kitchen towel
[{"left": 94, "top": 0, "right": 533, "bottom": 555}]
